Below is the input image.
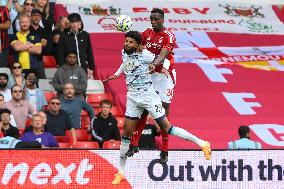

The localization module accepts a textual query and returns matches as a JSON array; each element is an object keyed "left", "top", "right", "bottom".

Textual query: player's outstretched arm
[
  {"left": 103, "top": 75, "right": 118, "bottom": 83},
  {"left": 103, "top": 62, "right": 124, "bottom": 83}
]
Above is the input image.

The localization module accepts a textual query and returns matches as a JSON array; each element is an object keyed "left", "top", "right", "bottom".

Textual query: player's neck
[{"left": 153, "top": 27, "right": 164, "bottom": 33}]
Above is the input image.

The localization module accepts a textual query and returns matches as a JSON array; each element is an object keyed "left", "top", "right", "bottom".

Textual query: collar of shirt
[{"left": 10, "top": 99, "right": 24, "bottom": 107}]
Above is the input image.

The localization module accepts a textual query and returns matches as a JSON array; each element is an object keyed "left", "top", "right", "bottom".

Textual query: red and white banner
[
  {"left": 63, "top": 0, "right": 284, "bottom": 34},
  {"left": 0, "top": 150, "right": 283, "bottom": 188},
  {"left": 174, "top": 32, "right": 284, "bottom": 71}
]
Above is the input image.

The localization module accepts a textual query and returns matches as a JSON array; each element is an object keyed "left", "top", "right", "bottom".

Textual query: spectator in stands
[
  {"left": 138, "top": 115, "right": 161, "bottom": 149},
  {"left": 60, "top": 83, "right": 94, "bottom": 129},
  {"left": 228, "top": 125, "right": 262, "bottom": 149},
  {"left": 24, "top": 111, "right": 46, "bottom": 133},
  {"left": 0, "top": 5, "right": 11, "bottom": 67},
  {"left": 7, "top": 62, "right": 25, "bottom": 89},
  {"left": 57, "top": 13, "right": 95, "bottom": 78},
  {"left": 0, "top": 73, "right": 11, "bottom": 102},
  {"left": 30, "top": 8, "right": 53, "bottom": 56},
  {"left": 10, "top": 14, "right": 42, "bottom": 77},
  {"left": 5, "top": 0, "right": 24, "bottom": 39},
  {"left": 52, "top": 16, "right": 69, "bottom": 62},
  {"left": 53, "top": 51, "right": 87, "bottom": 97},
  {"left": 14, "top": 0, "right": 54, "bottom": 32},
  {"left": 44, "top": 96, "right": 77, "bottom": 146},
  {"left": 4, "top": 84, "right": 36, "bottom": 128},
  {"left": 23, "top": 70, "right": 47, "bottom": 111},
  {"left": 89, "top": 99, "right": 121, "bottom": 148},
  {"left": 0, "top": 108, "right": 20, "bottom": 138},
  {"left": 12, "top": 0, "right": 33, "bottom": 34},
  {"left": 0, "top": 94, "right": 17, "bottom": 127},
  {"left": 21, "top": 113, "right": 58, "bottom": 147},
  {"left": 34, "top": 0, "right": 54, "bottom": 32}
]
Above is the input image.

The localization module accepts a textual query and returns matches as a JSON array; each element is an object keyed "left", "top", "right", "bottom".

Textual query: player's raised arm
[{"left": 103, "top": 62, "right": 124, "bottom": 83}]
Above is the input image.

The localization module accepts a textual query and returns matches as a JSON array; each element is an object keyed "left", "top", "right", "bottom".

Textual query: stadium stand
[
  {"left": 73, "top": 141, "right": 99, "bottom": 149},
  {"left": 86, "top": 79, "right": 105, "bottom": 94},
  {"left": 86, "top": 93, "right": 112, "bottom": 108},
  {"left": 102, "top": 140, "right": 121, "bottom": 149},
  {"left": 58, "top": 142, "right": 71, "bottom": 148}
]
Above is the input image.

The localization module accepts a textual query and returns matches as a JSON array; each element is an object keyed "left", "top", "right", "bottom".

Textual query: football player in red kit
[{"left": 126, "top": 8, "right": 176, "bottom": 164}]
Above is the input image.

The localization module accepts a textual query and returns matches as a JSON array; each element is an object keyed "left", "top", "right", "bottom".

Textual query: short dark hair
[
  {"left": 0, "top": 108, "right": 11, "bottom": 116},
  {"left": 48, "top": 96, "right": 60, "bottom": 103},
  {"left": 238, "top": 125, "right": 250, "bottom": 138},
  {"left": 68, "top": 13, "right": 82, "bottom": 23},
  {"left": 100, "top": 99, "right": 112, "bottom": 108},
  {"left": 66, "top": 49, "right": 77, "bottom": 56},
  {"left": 24, "top": 70, "right": 37, "bottom": 80},
  {"left": 11, "top": 84, "right": 22, "bottom": 92},
  {"left": 151, "top": 8, "right": 164, "bottom": 18},
  {"left": 0, "top": 73, "right": 8, "bottom": 81},
  {"left": 125, "top": 31, "right": 142, "bottom": 45}
]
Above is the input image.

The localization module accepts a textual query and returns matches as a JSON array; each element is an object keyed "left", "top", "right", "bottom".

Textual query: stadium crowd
[
  {"left": 0, "top": 1, "right": 264, "bottom": 151},
  {"left": 0, "top": 0, "right": 122, "bottom": 149}
]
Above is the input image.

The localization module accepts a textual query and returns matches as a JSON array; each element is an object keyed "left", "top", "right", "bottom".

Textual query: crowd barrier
[{"left": 0, "top": 149, "right": 283, "bottom": 188}]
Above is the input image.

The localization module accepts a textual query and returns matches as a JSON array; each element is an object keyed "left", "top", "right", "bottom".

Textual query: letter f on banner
[{"left": 222, "top": 92, "right": 262, "bottom": 115}]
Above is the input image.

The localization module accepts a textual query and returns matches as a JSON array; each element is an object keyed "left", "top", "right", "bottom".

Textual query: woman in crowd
[
  {"left": 52, "top": 16, "right": 69, "bottom": 62},
  {"left": 12, "top": 0, "right": 34, "bottom": 33},
  {"left": 14, "top": 0, "right": 54, "bottom": 32},
  {"left": 7, "top": 62, "right": 25, "bottom": 89}
]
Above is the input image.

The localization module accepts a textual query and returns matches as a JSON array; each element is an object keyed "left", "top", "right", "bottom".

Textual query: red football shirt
[{"left": 141, "top": 27, "right": 176, "bottom": 73}]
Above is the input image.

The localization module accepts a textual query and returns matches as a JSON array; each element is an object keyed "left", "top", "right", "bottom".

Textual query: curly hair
[{"left": 125, "top": 30, "right": 142, "bottom": 45}]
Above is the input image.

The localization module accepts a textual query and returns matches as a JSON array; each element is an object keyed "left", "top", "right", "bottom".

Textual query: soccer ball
[{"left": 115, "top": 15, "right": 133, "bottom": 32}]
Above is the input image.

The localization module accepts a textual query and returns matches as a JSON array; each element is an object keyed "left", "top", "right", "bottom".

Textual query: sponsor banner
[
  {"left": 62, "top": 0, "right": 284, "bottom": 34},
  {"left": 174, "top": 32, "right": 284, "bottom": 71},
  {"left": 0, "top": 150, "right": 283, "bottom": 188}
]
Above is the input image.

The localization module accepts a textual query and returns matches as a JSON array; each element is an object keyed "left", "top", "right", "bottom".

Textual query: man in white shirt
[{"left": 0, "top": 73, "right": 11, "bottom": 102}]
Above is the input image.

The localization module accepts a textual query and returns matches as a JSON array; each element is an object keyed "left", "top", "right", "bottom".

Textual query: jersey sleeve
[
  {"left": 141, "top": 28, "right": 150, "bottom": 46},
  {"left": 162, "top": 30, "right": 176, "bottom": 53},
  {"left": 143, "top": 50, "right": 156, "bottom": 64}
]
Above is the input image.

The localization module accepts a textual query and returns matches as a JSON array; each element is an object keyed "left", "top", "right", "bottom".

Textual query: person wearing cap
[
  {"left": 30, "top": 8, "right": 53, "bottom": 56},
  {"left": 52, "top": 50, "right": 87, "bottom": 97},
  {"left": 57, "top": 13, "right": 95, "bottom": 79}
]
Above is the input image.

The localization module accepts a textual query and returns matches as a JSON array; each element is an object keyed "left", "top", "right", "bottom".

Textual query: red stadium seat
[
  {"left": 58, "top": 143, "right": 71, "bottom": 148},
  {"left": 81, "top": 116, "right": 90, "bottom": 129},
  {"left": 73, "top": 141, "right": 99, "bottom": 149},
  {"left": 116, "top": 116, "right": 124, "bottom": 129},
  {"left": 86, "top": 93, "right": 112, "bottom": 107},
  {"left": 18, "top": 128, "right": 25, "bottom": 136},
  {"left": 75, "top": 129, "right": 91, "bottom": 141},
  {"left": 111, "top": 106, "right": 123, "bottom": 116},
  {"left": 81, "top": 110, "right": 92, "bottom": 129},
  {"left": 26, "top": 118, "right": 32, "bottom": 127},
  {"left": 44, "top": 92, "right": 56, "bottom": 102},
  {"left": 55, "top": 136, "right": 71, "bottom": 143},
  {"left": 43, "top": 56, "right": 57, "bottom": 68},
  {"left": 103, "top": 140, "right": 121, "bottom": 149}
]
